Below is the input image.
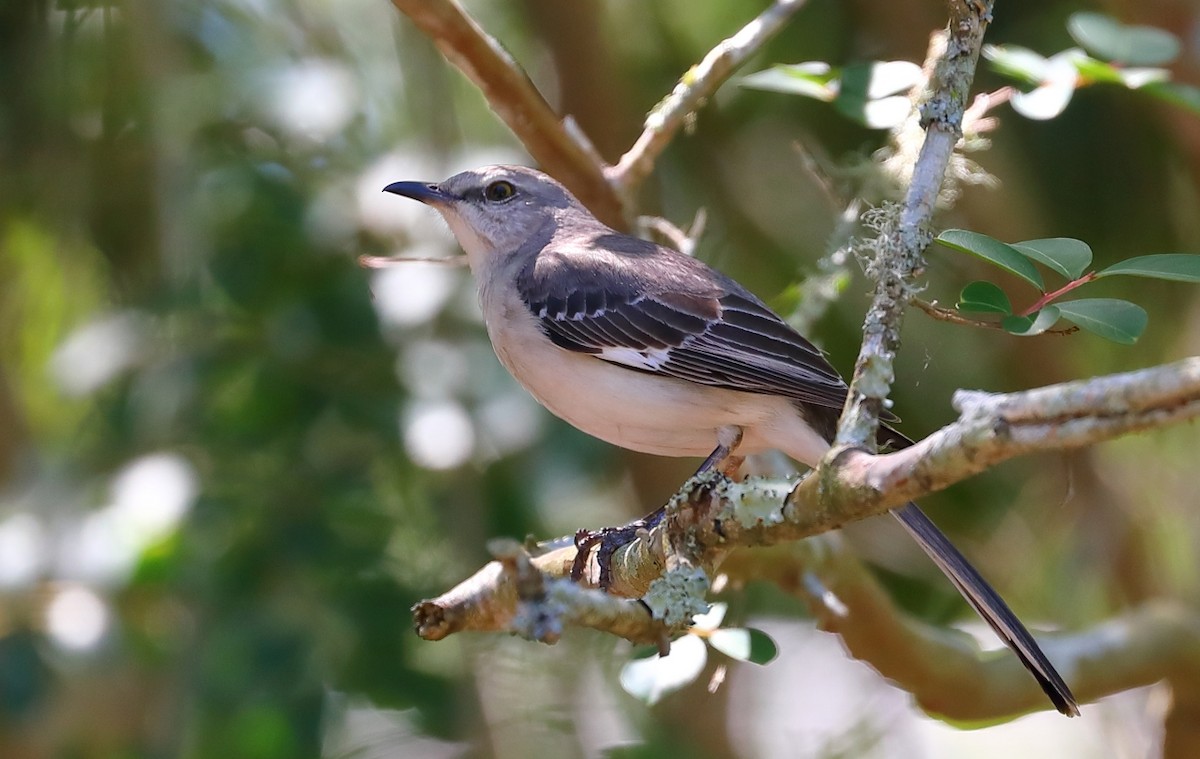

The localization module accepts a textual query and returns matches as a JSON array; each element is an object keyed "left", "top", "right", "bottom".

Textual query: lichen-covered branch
[
  {"left": 836, "top": 1, "right": 994, "bottom": 450},
  {"left": 414, "top": 357, "right": 1200, "bottom": 646},
  {"left": 414, "top": 351, "right": 1200, "bottom": 718}
]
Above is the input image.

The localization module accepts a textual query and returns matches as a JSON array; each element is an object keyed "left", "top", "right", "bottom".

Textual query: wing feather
[{"left": 517, "top": 232, "right": 852, "bottom": 412}]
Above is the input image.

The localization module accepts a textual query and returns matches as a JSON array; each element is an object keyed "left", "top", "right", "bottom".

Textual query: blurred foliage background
[{"left": 1, "top": 0, "right": 1199, "bottom": 757}]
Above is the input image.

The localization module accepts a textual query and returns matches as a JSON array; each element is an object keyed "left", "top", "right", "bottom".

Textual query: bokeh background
[{"left": 2, "top": 0, "right": 1200, "bottom": 757}]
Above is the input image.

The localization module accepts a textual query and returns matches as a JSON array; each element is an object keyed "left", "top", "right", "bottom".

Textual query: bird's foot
[{"left": 571, "top": 507, "right": 666, "bottom": 589}]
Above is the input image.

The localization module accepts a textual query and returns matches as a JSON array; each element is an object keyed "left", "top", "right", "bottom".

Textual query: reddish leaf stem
[{"left": 1017, "top": 272, "right": 1097, "bottom": 317}]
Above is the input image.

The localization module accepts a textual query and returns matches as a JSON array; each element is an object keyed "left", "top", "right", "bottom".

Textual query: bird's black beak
[{"left": 382, "top": 181, "right": 456, "bottom": 205}]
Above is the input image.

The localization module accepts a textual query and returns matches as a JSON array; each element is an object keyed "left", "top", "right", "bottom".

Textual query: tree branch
[
  {"left": 388, "top": 0, "right": 624, "bottom": 227},
  {"left": 837, "top": 2, "right": 993, "bottom": 450},
  {"left": 389, "top": 0, "right": 806, "bottom": 229},
  {"left": 414, "top": 357, "right": 1200, "bottom": 648},
  {"left": 397, "top": 0, "right": 1200, "bottom": 730},
  {"left": 720, "top": 545, "right": 1200, "bottom": 722},
  {"left": 607, "top": 0, "right": 808, "bottom": 200}
]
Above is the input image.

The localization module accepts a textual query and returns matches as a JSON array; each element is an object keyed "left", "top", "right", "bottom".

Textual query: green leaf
[
  {"left": 1002, "top": 306, "right": 1061, "bottom": 336},
  {"left": 1097, "top": 254, "right": 1200, "bottom": 282},
  {"left": 1143, "top": 82, "right": 1200, "bottom": 115},
  {"left": 833, "top": 61, "right": 921, "bottom": 129},
  {"left": 691, "top": 602, "right": 727, "bottom": 631},
  {"left": 744, "top": 61, "right": 920, "bottom": 129},
  {"left": 1010, "top": 50, "right": 1082, "bottom": 120},
  {"left": 1056, "top": 299, "right": 1147, "bottom": 344},
  {"left": 983, "top": 44, "right": 1049, "bottom": 85},
  {"left": 1068, "top": 12, "right": 1181, "bottom": 66},
  {"left": 707, "top": 627, "right": 778, "bottom": 665},
  {"left": 1071, "top": 55, "right": 1127, "bottom": 85},
  {"left": 1012, "top": 238, "right": 1093, "bottom": 279},
  {"left": 957, "top": 281, "right": 1012, "bottom": 314},
  {"left": 1117, "top": 67, "right": 1171, "bottom": 89},
  {"left": 841, "top": 60, "right": 923, "bottom": 99},
  {"left": 619, "top": 634, "right": 708, "bottom": 705},
  {"left": 740, "top": 63, "right": 836, "bottom": 100},
  {"left": 834, "top": 94, "right": 911, "bottom": 129},
  {"left": 1071, "top": 55, "right": 1170, "bottom": 89},
  {"left": 936, "top": 230, "right": 1045, "bottom": 290},
  {"left": 745, "top": 628, "right": 778, "bottom": 665},
  {"left": 707, "top": 628, "right": 751, "bottom": 661}
]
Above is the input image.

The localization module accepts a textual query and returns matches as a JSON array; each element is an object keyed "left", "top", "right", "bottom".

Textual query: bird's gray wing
[{"left": 517, "top": 243, "right": 852, "bottom": 412}]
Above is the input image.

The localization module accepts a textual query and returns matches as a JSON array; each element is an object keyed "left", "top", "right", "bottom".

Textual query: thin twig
[
  {"left": 608, "top": 0, "right": 809, "bottom": 199},
  {"left": 637, "top": 208, "right": 707, "bottom": 256},
  {"left": 357, "top": 254, "right": 468, "bottom": 268},
  {"left": 962, "top": 85, "right": 1013, "bottom": 135},
  {"left": 911, "top": 296, "right": 1079, "bottom": 335}
]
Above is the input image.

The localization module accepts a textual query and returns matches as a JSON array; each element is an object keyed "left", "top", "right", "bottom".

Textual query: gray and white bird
[{"left": 383, "top": 164, "right": 1079, "bottom": 716}]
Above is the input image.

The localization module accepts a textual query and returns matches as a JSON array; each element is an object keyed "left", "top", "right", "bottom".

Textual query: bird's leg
[
  {"left": 697, "top": 425, "right": 745, "bottom": 478},
  {"left": 571, "top": 427, "right": 745, "bottom": 589}
]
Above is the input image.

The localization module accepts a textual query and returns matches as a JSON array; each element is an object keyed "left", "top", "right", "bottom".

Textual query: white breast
[{"left": 476, "top": 281, "right": 831, "bottom": 465}]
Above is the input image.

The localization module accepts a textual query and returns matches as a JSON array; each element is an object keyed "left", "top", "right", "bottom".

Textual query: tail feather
[
  {"left": 892, "top": 502, "right": 1080, "bottom": 716},
  {"left": 875, "top": 423, "right": 1079, "bottom": 715}
]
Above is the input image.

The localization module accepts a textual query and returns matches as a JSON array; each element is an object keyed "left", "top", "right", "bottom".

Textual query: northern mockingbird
[{"left": 383, "top": 164, "right": 1079, "bottom": 716}]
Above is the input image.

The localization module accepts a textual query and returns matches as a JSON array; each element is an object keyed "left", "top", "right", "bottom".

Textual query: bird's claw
[{"left": 571, "top": 508, "right": 666, "bottom": 589}]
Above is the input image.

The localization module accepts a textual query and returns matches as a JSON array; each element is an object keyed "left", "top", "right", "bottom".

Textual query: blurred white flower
[
  {"left": 403, "top": 400, "right": 475, "bottom": 470},
  {"left": 263, "top": 58, "right": 358, "bottom": 141},
  {"left": 57, "top": 453, "right": 199, "bottom": 585},
  {"left": 50, "top": 311, "right": 148, "bottom": 397},
  {"left": 371, "top": 261, "right": 460, "bottom": 329},
  {"left": 45, "top": 583, "right": 109, "bottom": 651},
  {"left": 0, "top": 514, "right": 45, "bottom": 588}
]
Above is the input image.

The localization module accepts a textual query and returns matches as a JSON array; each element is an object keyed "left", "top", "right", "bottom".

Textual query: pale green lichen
[
  {"left": 642, "top": 567, "right": 710, "bottom": 628},
  {"left": 724, "top": 477, "right": 793, "bottom": 529}
]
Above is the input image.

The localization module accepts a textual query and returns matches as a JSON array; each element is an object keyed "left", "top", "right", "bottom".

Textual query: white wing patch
[{"left": 598, "top": 346, "right": 672, "bottom": 371}]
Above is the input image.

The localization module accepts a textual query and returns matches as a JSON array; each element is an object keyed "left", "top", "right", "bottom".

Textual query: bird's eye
[{"left": 484, "top": 180, "right": 516, "bottom": 202}]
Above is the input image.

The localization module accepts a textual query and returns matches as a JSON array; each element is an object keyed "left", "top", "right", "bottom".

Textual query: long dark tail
[
  {"left": 875, "top": 424, "right": 1079, "bottom": 715},
  {"left": 891, "top": 502, "right": 1079, "bottom": 716}
]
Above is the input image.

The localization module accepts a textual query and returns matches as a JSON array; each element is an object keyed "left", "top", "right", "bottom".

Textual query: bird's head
[{"left": 383, "top": 165, "right": 580, "bottom": 271}]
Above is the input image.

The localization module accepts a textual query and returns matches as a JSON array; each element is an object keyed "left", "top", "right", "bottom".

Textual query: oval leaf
[
  {"left": 740, "top": 63, "right": 837, "bottom": 101},
  {"left": 1013, "top": 238, "right": 1093, "bottom": 279},
  {"left": 983, "top": 44, "right": 1049, "bottom": 85},
  {"left": 835, "top": 94, "right": 911, "bottom": 129},
  {"left": 957, "top": 281, "right": 1012, "bottom": 314},
  {"left": 1118, "top": 67, "right": 1171, "bottom": 89},
  {"left": 619, "top": 634, "right": 708, "bottom": 705},
  {"left": 745, "top": 628, "right": 778, "bottom": 665},
  {"left": 706, "top": 627, "right": 778, "bottom": 665},
  {"left": 706, "top": 628, "right": 751, "bottom": 661},
  {"left": 936, "top": 230, "right": 1045, "bottom": 290},
  {"left": 1010, "top": 51, "right": 1081, "bottom": 121},
  {"left": 1143, "top": 82, "right": 1200, "bottom": 115},
  {"left": 1056, "top": 299, "right": 1147, "bottom": 344},
  {"left": 1002, "top": 306, "right": 1061, "bottom": 336},
  {"left": 1097, "top": 254, "right": 1200, "bottom": 283},
  {"left": 1001, "top": 314, "right": 1033, "bottom": 334},
  {"left": 1072, "top": 55, "right": 1127, "bottom": 85},
  {"left": 1068, "top": 12, "right": 1181, "bottom": 66},
  {"left": 840, "top": 60, "right": 923, "bottom": 99},
  {"left": 692, "top": 602, "right": 727, "bottom": 631}
]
